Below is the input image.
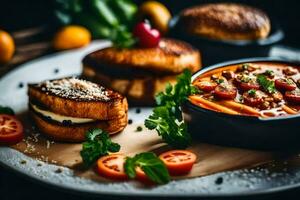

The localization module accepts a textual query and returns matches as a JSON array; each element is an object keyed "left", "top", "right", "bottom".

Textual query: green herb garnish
[
  {"left": 110, "top": 25, "right": 137, "bottom": 48},
  {"left": 215, "top": 79, "right": 224, "bottom": 84},
  {"left": 0, "top": 106, "right": 15, "bottom": 115},
  {"left": 145, "top": 69, "right": 198, "bottom": 149},
  {"left": 264, "top": 70, "right": 274, "bottom": 77},
  {"left": 135, "top": 126, "right": 143, "bottom": 132},
  {"left": 124, "top": 152, "right": 170, "bottom": 184},
  {"left": 248, "top": 89, "right": 256, "bottom": 96},
  {"left": 286, "top": 78, "right": 294, "bottom": 85},
  {"left": 80, "top": 128, "right": 120, "bottom": 167},
  {"left": 257, "top": 74, "right": 276, "bottom": 94}
]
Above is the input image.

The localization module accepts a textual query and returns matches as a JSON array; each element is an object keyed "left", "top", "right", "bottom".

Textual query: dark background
[
  {"left": 1, "top": 0, "right": 300, "bottom": 199},
  {"left": 0, "top": 0, "right": 299, "bottom": 47}
]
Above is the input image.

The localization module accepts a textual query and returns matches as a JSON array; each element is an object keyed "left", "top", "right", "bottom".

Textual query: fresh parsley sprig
[
  {"left": 110, "top": 25, "right": 137, "bottom": 48},
  {"left": 80, "top": 128, "right": 120, "bottom": 167},
  {"left": 257, "top": 74, "right": 276, "bottom": 93},
  {"left": 124, "top": 152, "right": 170, "bottom": 184},
  {"left": 145, "top": 69, "right": 199, "bottom": 149}
]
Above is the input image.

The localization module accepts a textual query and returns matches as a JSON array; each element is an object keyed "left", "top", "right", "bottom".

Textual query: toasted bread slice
[
  {"left": 82, "top": 65, "right": 177, "bottom": 105},
  {"left": 31, "top": 111, "right": 127, "bottom": 142},
  {"left": 28, "top": 77, "right": 128, "bottom": 120},
  {"left": 82, "top": 38, "right": 201, "bottom": 76},
  {"left": 180, "top": 3, "right": 270, "bottom": 40}
]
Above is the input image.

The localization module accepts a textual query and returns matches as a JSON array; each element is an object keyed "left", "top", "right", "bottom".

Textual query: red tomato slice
[
  {"left": 214, "top": 85, "right": 237, "bottom": 100},
  {"left": 275, "top": 78, "right": 297, "bottom": 91},
  {"left": 194, "top": 80, "right": 217, "bottom": 92},
  {"left": 243, "top": 91, "right": 264, "bottom": 106},
  {"left": 159, "top": 150, "right": 197, "bottom": 176},
  {"left": 239, "top": 82, "right": 260, "bottom": 91},
  {"left": 285, "top": 90, "right": 300, "bottom": 104},
  {"left": 0, "top": 114, "right": 23, "bottom": 145},
  {"left": 97, "top": 154, "right": 128, "bottom": 180}
]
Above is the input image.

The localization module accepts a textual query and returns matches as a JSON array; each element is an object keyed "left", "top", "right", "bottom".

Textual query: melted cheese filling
[{"left": 31, "top": 104, "right": 96, "bottom": 124}]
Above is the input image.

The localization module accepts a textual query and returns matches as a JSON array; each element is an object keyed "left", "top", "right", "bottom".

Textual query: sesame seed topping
[{"left": 37, "top": 77, "right": 111, "bottom": 101}]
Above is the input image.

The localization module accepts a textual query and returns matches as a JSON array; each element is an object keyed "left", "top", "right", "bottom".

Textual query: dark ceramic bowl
[
  {"left": 183, "top": 58, "right": 300, "bottom": 150},
  {"left": 169, "top": 16, "right": 285, "bottom": 66}
]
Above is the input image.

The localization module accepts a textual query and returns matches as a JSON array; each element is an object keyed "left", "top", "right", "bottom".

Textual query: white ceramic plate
[{"left": 0, "top": 41, "right": 300, "bottom": 198}]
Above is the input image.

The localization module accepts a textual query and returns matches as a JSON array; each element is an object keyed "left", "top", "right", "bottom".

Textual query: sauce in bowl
[{"left": 190, "top": 62, "right": 300, "bottom": 118}]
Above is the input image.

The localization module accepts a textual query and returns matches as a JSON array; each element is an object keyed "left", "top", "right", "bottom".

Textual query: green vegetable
[
  {"left": 54, "top": 0, "right": 138, "bottom": 45},
  {"left": 257, "top": 74, "right": 276, "bottom": 94},
  {"left": 248, "top": 89, "right": 256, "bottom": 96},
  {"left": 135, "top": 126, "right": 143, "bottom": 132},
  {"left": 110, "top": 26, "right": 137, "bottom": 48},
  {"left": 264, "top": 70, "right": 274, "bottom": 77},
  {"left": 90, "top": 0, "right": 119, "bottom": 27},
  {"left": 0, "top": 106, "right": 15, "bottom": 115},
  {"left": 108, "top": 0, "right": 137, "bottom": 25},
  {"left": 145, "top": 70, "right": 198, "bottom": 149},
  {"left": 80, "top": 128, "right": 120, "bottom": 167},
  {"left": 124, "top": 152, "right": 170, "bottom": 184},
  {"left": 215, "top": 79, "right": 224, "bottom": 84}
]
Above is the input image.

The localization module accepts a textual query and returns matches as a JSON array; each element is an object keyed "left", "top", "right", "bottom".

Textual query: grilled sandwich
[
  {"left": 82, "top": 38, "right": 201, "bottom": 105},
  {"left": 28, "top": 77, "right": 128, "bottom": 142}
]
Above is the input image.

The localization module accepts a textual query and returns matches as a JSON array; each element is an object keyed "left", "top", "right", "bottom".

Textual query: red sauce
[{"left": 190, "top": 62, "right": 300, "bottom": 117}]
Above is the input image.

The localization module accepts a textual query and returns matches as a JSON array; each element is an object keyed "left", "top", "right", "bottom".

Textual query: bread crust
[
  {"left": 180, "top": 3, "right": 271, "bottom": 40},
  {"left": 31, "top": 111, "right": 127, "bottom": 142},
  {"left": 82, "top": 38, "right": 201, "bottom": 75},
  {"left": 28, "top": 80, "right": 128, "bottom": 120},
  {"left": 82, "top": 65, "right": 178, "bottom": 105}
]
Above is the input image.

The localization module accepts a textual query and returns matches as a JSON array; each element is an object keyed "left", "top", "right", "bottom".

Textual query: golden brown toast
[
  {"left": 28, "top": 77, "right": 128, "bottom": 120},
  {"left": 31, "top": 111, "right": 127, "bottom": 142},
  {"left": 82, "top": 65, "right": 177, "bottom": 105},
  {"left": 82, "top": 38, "right": 201, "bottom": 76},
  {"left": 180, "top": 3, "right": 270, "bottom": 40}
]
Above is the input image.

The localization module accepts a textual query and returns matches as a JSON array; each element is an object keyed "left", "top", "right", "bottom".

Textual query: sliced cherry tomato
[
  {"left": 239, "top": 82, "right": 260, "bottom": 91},
  {"left": 275, "top": 78, "right": 297, "bottom": 91},
  {"left": 0, "top": 114, "right": 23, "bottom": 145},
  {"left": 285, "top": 90, "right": 300, "bottom": 104},
  {"left": 133, "top": 22, "right": 160, "bottom": 48},
  {"left": 214, "top": 85, "right": 237, "bottom": 100},
  {"left": 97, "top": 154, "right": 128, "bottom": 180},
  {"left": 243, "top": 91, "right": 264, "bottom": 106},
  {"left": 159, "top": 150, "right": 197, "bottom": 176},
  {"left": 194, "top": 80, "right": 217, "bottom": 92}
]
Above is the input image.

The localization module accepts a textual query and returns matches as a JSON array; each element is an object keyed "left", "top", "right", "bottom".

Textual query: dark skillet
[
  {"left": 169, "top": 15, "right": 285, "bottom": 66},
  {"left": 183, "top": 58, "right": 300, "bottom": 150}
]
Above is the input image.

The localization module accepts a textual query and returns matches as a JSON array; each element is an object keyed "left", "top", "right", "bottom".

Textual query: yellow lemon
[
  {"left": 53, "top": 25, "right": 91, "bottom": 50},
  {"left": 138, "top": 1, "right": 172, "bottom": 35},
  {"left": 0, "top": 30, "right": 15, "bottom": 64}
]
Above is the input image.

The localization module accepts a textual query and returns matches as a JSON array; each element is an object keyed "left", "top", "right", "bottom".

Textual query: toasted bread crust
[
  {"left": 180, "top": 3, "right": 271, "bottom": 40},
  {"left": 31, "top": 112, "right": 127, "bottom": 142},
  {"left": 28, "top": 84, "right": 128, "bottom": 120},
  {"left": 82, "top": 38, "right": 201, "bottom": 75},
  {"left": 82, "top": 65, "right": 177, "bottom": 105}
]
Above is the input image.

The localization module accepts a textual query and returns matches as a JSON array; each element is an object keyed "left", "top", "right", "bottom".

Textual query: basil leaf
[{"left": 124, "top": 152, "right": 170, "bottom": 184}]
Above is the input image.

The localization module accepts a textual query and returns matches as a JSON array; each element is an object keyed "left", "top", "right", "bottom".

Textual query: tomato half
[
  {"left": 285, "top": 90, "right": 300, "bottom": 104},
  {"left": 159, "top": 150, "right": 197, "bottom": 176},
  {"left": 275, "top": 78, "right": 297, "bottom": 91},
  {"left": 194, "top": 80, "right": 217, "bottom": 92},
  {"left": 0, "top": 114, "right": 23, "bottom": 145},
  {"left": 214, "top": 85, "right": 237, "bottom": 100},
  {"left": 239, "top": 82, "right": 260, "bottom": 91},
  {"left": 243, "top": 91, "right": 264, "bottom": 106},
  {"left": 97, "top": 154, "right": 128, "bottom": 180}
]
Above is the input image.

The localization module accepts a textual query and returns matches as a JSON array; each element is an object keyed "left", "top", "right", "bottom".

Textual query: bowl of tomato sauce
[{"left": 183, "top": 58, "right": 300, "bottom": 150}]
